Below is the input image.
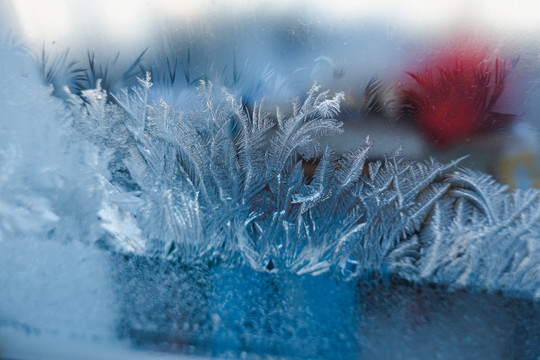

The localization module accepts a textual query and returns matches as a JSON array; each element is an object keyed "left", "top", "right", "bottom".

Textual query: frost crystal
[
  {"left": 1, "top": 42, "right": 539, "bottom": 300},
  {"left": 418, "top": 169, "right": 540, "bottom": 298}
]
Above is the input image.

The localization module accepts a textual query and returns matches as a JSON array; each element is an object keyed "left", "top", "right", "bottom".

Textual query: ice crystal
[
  {"left": 2, "top": 42, "right": 539, "bottom": 300},
  {"left": 418, "top": 169, "right": 540, "bottom": 298},
  {"left": 0, "top": 41, "right": 107, "bottom": 245}
]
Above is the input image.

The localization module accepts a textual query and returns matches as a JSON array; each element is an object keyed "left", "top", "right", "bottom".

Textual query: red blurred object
[{"left": 402, "top": 45, "right": 518, "bottom": 149}]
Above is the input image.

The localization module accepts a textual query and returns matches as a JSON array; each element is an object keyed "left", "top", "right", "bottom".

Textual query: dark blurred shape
[{"left": 37, "top": 47, "right": 147, "bottom": 102}]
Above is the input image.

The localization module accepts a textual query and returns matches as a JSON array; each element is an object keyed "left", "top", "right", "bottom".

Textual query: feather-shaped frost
[
  {"left": 419, "top": 169, "right": 540, "bottom": 298},
  {"left": 7, "top": 41, "right": 538, "bottom": 300}
]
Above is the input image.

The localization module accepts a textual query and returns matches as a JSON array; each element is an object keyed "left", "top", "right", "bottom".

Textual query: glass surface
[{"left": 1, "top": 1, "right": 539, "bottom": 359}]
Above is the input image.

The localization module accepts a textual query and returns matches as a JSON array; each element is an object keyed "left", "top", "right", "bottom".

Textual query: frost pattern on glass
[
  {"left": 2, "top": 42, "right": 539, "bottom": 300},
  {"left": 418, "top": 169, "right": 540, "bottom": 298}
]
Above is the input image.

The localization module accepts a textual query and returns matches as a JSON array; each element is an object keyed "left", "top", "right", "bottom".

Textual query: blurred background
[{"left": 2, "top": 0, "right": 540, "bottom": 187}]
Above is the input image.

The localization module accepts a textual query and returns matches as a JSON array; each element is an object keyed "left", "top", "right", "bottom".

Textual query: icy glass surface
[{"left": 1, "top": 1, "right": 540, "bottom": 359}]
